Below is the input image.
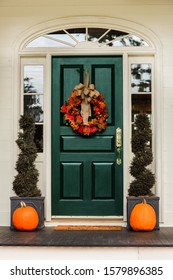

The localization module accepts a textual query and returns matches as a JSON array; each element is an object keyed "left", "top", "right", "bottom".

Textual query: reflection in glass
[
  {"left": 132, "top": 94, "right": 151, "bottom": 121},
  {"left": 45, "top": 34, "right": 76, "bottom": 46},
  {"left": 27, "top": 36, "right": 72, "bottom": 48},
  {"left": 88, "top": 28, "right": 107, "bottom": 42},
  {"left": 99, "top": 29, "right": 128, "bottom": 46},
  {"left": 125, "top": 35, "right": 148, "bottom": 46},
  {"left": 24, "top": 65, "right": 44, "bottom": 93},
  {"left": 48, "top": 30, "right": 76, "bottom": 45},
  {"left": 25, "top": 28, "right": 151, "bottom": 49},
  {"left": 35, "top": 125, "right": 43, "bottom": 153},
  {"left": 132, "top": 94, "right": 152, "bottom": 148},
  {"left": 131, "top": 64, "right": 151, "bottom": 93},
  {"left": 65, "top": 28, "right": 86, "bottom": 42},
  {"left": 112, "top": 35, "right": 149, "bottom": 47},
  {"left": 24, "top": 95, "right": 44, "bottom": 123}
]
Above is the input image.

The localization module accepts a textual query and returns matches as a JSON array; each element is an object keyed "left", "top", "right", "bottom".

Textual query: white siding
[
  {"left": 0, "top": 246, "right": 173, "bottom": 260},
  {"left": 0, "top": 46, "right": 13, "bottom": 225}
]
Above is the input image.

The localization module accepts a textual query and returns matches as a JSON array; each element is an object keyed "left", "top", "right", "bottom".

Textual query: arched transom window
[{"left": 25, "top": 27, "right": 150, "bottom": 48}]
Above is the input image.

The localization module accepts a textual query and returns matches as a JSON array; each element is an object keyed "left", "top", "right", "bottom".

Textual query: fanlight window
[{"left": 26, "top": 28, "right": 150, "bottom": 48}]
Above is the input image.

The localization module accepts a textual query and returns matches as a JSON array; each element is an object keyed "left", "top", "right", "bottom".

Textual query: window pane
[
  {"left": 132, "top": 94, "right": 152, "bottom": 149},
  {"left": 123, "top": 36, "right": 149, "bottom": 47},
  {"left": 88, "top": 28, "right": 107, "bottom": 42},
  {"left": 48, "top": 30, "right": 76, "bottom": 45},
  {"left": 25, "top": 28, "right": 151, "bottom": 48},
  {"left": 24, "top": 65, "right": 44, "bottom": 93},
  {"left": 26, "top": 36, "right": 72, "bottom": 48},
  {"left": 99, "top": 29, "right": 128, "bottom": 45},
  {"left": 35, "top": 125, "right": 43, "bottom": 153},
  {"left": 24, "top": 95, "right": 44, "bottom": 123},
  {"left": 46, "top": 34, "right": 76, "bottom": 46},
  {"left": 131, "top": 64, "right": 151, "bottom": 93},
  {"left": 66, "top": 28, "right": 86, "bottom": 42},
  {"left": 132, "top": 94, "right": 151, "bottom": 122}
]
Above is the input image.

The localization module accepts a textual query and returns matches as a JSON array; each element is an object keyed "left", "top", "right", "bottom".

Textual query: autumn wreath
[{"left": 60, "top": 81, "right": 108, "bottom": 136}]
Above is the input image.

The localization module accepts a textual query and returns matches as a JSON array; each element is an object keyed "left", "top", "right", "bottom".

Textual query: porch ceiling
[{"left": 1, "top": 0, "right": 173, "bottom": 7}]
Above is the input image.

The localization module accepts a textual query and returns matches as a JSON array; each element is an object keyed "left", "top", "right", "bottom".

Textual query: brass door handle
[{"left": 116, "top": 127, "right": 122, "bottom": 165}]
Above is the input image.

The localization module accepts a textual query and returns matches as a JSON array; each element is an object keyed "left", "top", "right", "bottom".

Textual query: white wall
[
  {"left": 0, "top": 0, "right": 173, "bottom": 225},
  {"left": 1, "top": 246, "right": 173, "bottom": 260}
]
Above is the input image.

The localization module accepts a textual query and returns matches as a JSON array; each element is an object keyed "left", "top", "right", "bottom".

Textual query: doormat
[{"left": 55, "top": 225, "right": 122, "bottom": 231}]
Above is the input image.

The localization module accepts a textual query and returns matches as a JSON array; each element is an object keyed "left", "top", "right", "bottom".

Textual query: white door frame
[{"left": 13, "top": 16, "right": 163, "bottom": 223}]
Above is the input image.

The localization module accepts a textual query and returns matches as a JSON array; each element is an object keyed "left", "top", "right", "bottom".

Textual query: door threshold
[{"left": 45, "top": 216, "right": 125, "bottom": 227}]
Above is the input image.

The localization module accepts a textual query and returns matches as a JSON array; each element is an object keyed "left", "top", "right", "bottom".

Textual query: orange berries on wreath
[{"left": 60, "top": 90, "right": 108, "bottom": 136}]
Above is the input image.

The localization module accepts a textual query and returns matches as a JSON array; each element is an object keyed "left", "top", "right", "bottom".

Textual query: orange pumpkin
[
  {"left": 12, "top": 201, "right": 39, "bottom": 231},
  {"left": 130, "top": 198, "right": 156, "bottom": 231}
]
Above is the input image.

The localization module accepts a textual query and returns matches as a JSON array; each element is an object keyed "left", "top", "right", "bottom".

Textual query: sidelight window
[
  {"left": 22, "top": 60, "right": 45, "bottom": 153},
  {"left": 130, "top": 59, "right": 153, "bottom": 151}
]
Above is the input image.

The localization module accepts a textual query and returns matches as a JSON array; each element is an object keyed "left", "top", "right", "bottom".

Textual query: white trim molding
[
  {"left": 16, "top": 16, "right": 160, "bottom": 52},
  {"left": 12, "top": 16, "right": 163, "bottom": 224}
]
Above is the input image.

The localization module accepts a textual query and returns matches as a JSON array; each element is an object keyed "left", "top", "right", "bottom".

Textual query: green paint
[{"left": 52, "top": 56, "right": 123, "bottom": 216}]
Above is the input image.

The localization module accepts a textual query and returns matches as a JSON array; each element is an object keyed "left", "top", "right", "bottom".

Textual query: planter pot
[
  {"left": 127, "top": 196, "right": 160, "bottom": 230},
  {"left": 10, "top": 196, "right": 45, "bottom": 230}
]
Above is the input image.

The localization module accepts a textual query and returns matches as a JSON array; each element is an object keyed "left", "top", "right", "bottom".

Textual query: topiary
[
  {"left": 13, "top": 114, "right": 41, "bottom": 197},
  {"left": 128, "top": 113, "right": 155, "bottom": 196}
]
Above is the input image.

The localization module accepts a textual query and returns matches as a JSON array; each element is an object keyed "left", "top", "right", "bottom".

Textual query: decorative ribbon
[{"left": 74, "top": 69, "right": 100, "bottom": 125}]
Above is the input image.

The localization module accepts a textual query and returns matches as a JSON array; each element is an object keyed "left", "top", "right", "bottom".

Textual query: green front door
[{"left": 52, "top": 56, "right": 123, "bottom": 216}]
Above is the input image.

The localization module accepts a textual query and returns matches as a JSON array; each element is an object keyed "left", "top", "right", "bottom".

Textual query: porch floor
[{"left": 0, "top": 226, "right": 173, "bottom": 247}]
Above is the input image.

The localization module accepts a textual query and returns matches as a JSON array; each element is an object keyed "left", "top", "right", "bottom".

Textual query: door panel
[
  {"left": 61, "top": 136, "right": 114, "bottom": 151},
  {"left": 52, "top": 56, "right": 123, "bottom": 216}
]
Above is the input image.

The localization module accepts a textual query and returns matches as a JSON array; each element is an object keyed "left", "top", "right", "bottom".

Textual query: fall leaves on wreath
[{"left": 60, "top": 90, "right": 108, "bottom": 136}]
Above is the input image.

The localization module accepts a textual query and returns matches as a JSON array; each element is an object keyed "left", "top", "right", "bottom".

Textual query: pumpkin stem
[
  {"left": 20, "top": 201, "right": 26, "bottom": 208},
  {"left": 142, "top": 198, "right": 147, "bottom": 204}
]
